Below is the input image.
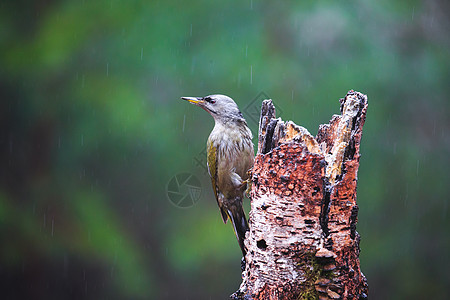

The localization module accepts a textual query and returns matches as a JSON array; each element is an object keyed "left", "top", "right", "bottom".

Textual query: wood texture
[{"left": 232, "top": 90, "right": 368, "bottom": 300}]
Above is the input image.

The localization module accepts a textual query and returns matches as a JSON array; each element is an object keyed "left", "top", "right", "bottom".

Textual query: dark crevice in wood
[
  {"left": 256, "top": 239, "right": 267, "bottom": 250},
  {"left": 350, "top": 205, "right": 359, "bottom": 240},
  {"left": 263, "top": 119, "right": 278, "bottom": 154},
  {"left": 320, "top": 183, "right": 331, "bottom": 237}
]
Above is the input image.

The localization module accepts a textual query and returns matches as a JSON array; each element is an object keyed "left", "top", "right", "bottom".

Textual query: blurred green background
[{"left": 1, "top": 0, "right": 449, "bottom": 299}]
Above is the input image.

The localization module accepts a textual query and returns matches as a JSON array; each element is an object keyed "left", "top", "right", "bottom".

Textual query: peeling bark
[{"left": 232, "top": 91, "right": 368, "bottom": 300}]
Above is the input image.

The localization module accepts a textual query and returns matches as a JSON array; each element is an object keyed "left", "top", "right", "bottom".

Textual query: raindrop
[
  {"left": 245, "top": 45, "right": 248, "bottom": 58},
  {"left": 106, "top": 62, "right": 109, "bottom": 76},
  {"left": 190, "top": 24, "right": 193, "bottom": 37},
  {"left": 416, "top": 160, "right": 419, "bottom": 176},
  {"left": 250, "top": 0, "right": 253, "bottom": 10},
  {"left": 182, "top": 114, "right": 186, "bottom": 132},
  {"left": 141, "top": 47, "right": 144, "bottom": 60},
  {"left": 51, "top": 218, "right": 54, "bottom": 236},
  {"left": 411, "top": 6, "right": 415, "bottom": 21},
  {"left": 81, "top": 134, "right": 84, "bottom": 146},
  {"left": 250, "top": 65, "right": 253, "bottom": 85},
  {"left": 191, "top": 57, "right": 196, "bottom": 74}
]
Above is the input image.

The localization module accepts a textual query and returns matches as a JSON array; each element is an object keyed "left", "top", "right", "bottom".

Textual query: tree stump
[{"left": 232, "top": 90, "right": 369, "bottom": 300}]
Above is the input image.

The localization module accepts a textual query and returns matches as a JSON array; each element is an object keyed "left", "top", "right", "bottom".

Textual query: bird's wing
[{"left": 207, "top": 140, "right": 228, "bottom": 223}]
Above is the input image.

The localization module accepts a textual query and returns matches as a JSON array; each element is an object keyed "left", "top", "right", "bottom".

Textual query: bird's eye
[{"left": 204, "top": 97, "right": 215, "bottom": 104}]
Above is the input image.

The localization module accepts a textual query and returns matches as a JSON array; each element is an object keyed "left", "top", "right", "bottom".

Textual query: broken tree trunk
[{"left": 232, "top": 90, "right": 369, "bottom": 300}]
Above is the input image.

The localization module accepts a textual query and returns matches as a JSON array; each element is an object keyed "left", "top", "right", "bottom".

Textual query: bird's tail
[{"left": 227, "top": 202, "right": 249, "bottom": 257}]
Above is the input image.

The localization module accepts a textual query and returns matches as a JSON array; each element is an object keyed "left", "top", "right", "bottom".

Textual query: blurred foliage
[{"left": 0, "top": 0, "right": 449, "bottom": 299}]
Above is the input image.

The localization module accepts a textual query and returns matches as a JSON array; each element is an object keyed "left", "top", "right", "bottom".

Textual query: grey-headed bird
[{"left": 181, "top": 94, "right": 254, "bottom": 256}]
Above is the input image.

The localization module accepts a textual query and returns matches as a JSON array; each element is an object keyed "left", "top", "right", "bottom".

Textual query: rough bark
[{"left": 232, "top": 90, "right": 368, "bottom": 300}]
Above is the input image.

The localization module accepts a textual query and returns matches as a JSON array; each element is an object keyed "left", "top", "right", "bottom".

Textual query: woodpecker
[{"left": 181, "top": 94, "right": 254, "bottom": 256}]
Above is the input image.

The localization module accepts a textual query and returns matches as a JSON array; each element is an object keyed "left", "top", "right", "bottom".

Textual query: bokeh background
[{"left": 1, "top": 0, "right": 449, "bottom": 299}]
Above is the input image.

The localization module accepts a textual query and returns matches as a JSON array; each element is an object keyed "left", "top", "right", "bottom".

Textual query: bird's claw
[{"left": 240, "top": 178, "right": 252, "bottom": 199}]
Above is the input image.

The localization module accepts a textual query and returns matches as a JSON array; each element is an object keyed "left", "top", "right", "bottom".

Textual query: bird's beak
[{"left": 181, "top": 97, "right": 205, "bottom": 105}]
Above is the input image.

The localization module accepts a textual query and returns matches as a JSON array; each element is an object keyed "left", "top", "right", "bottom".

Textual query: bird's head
[{"left": 181, "top": 94, "right": 245, "bottom": 124}]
